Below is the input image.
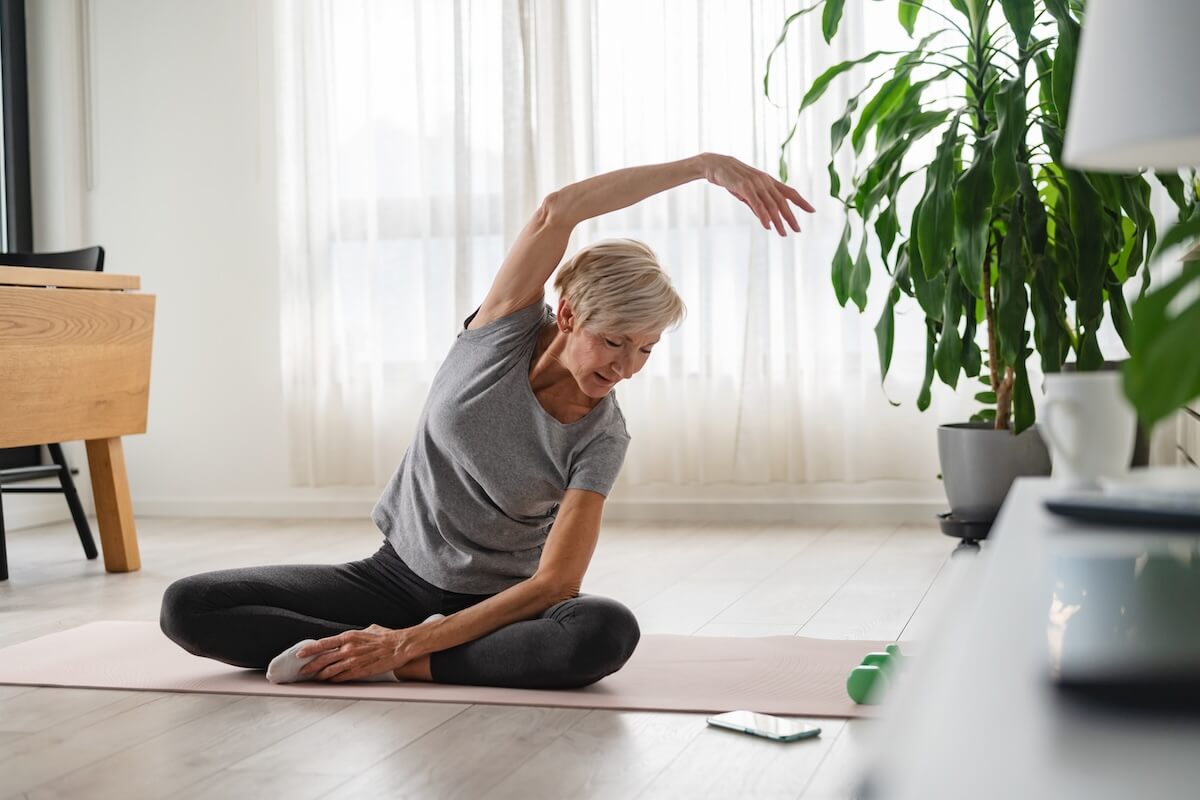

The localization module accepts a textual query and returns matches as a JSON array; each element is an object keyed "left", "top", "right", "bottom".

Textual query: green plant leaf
[
  {"left": 831, "top": 223, "right": 853, "bottom": 307},
  {"left": 954, "top": 134, "right": 995, "bottom": 298},
  {"left": 1124, "top": 262, "right": 1200, "bottom": 427},
  {"left": 827, "top": 94, "right": 861, "bottom": 195},
  {"left": 1076, "top": 330, "right": 1104, "bottom": 370},
  {"left": 908, "top": 201, "right": 946, "bottom": 318},
  {"left": 1020, "top": 164, "right": 1048, "bottom": 256},
  {"left": 1066, "top": 169, "right": 1108, "bottom": 333},
  {"left": 1155, "top": 171, "right": 1190, "bottom": 218},
  {"left": 830, "top": 95, "right": 860, "bottom": 157},
  {"left": 1012, "top": 340, "right": 1036, "bottom": 434},
  {"left": 796, "top": 50, "right": 905, "bottom": 123},
  {"left": 975, "top": 391, "right": 998, "bottom": 403},
  {"left": 935, "top": 272, "right": 964, "bottom": 388},
  {"left": 918, "top": 114, "right": 962, "bottom": 278},
  {"left": 875, "top": 282, "right": 901, "bottom": 382},
  {"left": 854, "top": 138, "right": 906, "bottom": 219},
  {"left": 822, "top": 0, "right": 846, "bottom": 44},
  {"left": 962, "top": 314, "right": 982, "bottom": 377},
  {"left": 917, "top": 321, "right": 937, "bottom": 411},
  {"left": 1000, "top": 0, "right": 1035, "bottom": 50},
  {"left": 850, "top": 235, "right": 871, "bottom": 312},
  {"left": 1119, "top": 175, "right": 1155, "bottom": 284},
  {"left": 991, "top": 78, "right": 1025, "bottom": 206},
  {"left": 852, "top": 74, "right": 910, "bottom": 154},
  {"left": 997, "top": 205, "right": 1029, "bottom": 367},
  {"left": 899, "top": 0, "right": 923, "bottom": 36},
  {"left": 763, "top": 1, "right": 825, "bottom": 99},
  {"left": 876, "top": 203, "right": 900, "bottom": 266},
  {"left": 1048, "top": 9, "right": 1079, "bottom": 129},
  {"left": 785, "top": 30, "right": 944, "bottom": 134},
  {"left": 1152, "top": 209, "right": 1200, "bottom": 260},
  {"left": 1029, "top": 254, "right": 1071, "bottom": 372},
  {"left": 1106, "top": 270, "right": 1133, "bottom": 350}
]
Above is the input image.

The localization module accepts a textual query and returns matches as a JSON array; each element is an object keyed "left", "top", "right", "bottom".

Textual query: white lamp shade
[{"left": 1063, "top": 0, "right": 1200, "bottom": 171}]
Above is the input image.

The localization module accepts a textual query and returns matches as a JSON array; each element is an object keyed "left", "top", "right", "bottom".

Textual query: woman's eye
[{"left": 604, "top": 338, "right": 652, "bottom": 354}]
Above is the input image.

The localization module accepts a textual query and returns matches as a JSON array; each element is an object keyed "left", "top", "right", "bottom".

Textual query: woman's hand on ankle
[{"left": 297, "top": 623, "right": 424, "bottom": 682}]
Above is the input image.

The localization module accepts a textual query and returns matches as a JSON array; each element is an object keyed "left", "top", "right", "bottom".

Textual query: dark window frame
[{"left": 0, "top": 0, "right": 32, "bottom": 251}]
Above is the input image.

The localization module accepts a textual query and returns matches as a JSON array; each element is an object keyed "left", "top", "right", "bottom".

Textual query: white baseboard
[
  {"left": 603, "top": 499, "right": 946, "bottom": 524},
  {"left": 1, "top": 496, "right": 79, "bottom": 532},
  {"left": 11, "top": 481, "right": 951, "bottom": 529}
]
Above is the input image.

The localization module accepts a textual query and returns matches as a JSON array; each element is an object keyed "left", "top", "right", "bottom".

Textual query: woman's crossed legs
[{"left": 159, "top": 543, "right": 640, "bottom": 690}]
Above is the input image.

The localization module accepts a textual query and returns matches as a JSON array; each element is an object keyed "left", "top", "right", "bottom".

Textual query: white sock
[
  {"left": 265, "top": 614, "right": 445, "bottom": 685},
  {"left": 265, "top": 639, "right": 320, "bottom": 684}
]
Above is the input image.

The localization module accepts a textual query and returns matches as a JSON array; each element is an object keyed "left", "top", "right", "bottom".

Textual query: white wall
[
  {"left": 23, "top": 0, "right": 385, "bottom": 532},
  {"left": 19, "top": 0, "right": 947, "bottom": 533}
]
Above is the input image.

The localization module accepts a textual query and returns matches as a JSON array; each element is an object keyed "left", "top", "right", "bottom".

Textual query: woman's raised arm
[
  {"left": 472, "top": 153, "right": 814, "bottom": 327},
  {"left": 556, "top": 152, "right": 814, "bottom": 235}
]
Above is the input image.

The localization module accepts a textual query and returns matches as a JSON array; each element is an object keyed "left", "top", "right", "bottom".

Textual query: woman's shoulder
[{"left": 462, "top": 294, "right": 549, "bottom": 334}]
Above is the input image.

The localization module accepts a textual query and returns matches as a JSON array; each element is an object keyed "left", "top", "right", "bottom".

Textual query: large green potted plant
[{"left": 766, "top": 0, "right": 1190, "bottom": 526}]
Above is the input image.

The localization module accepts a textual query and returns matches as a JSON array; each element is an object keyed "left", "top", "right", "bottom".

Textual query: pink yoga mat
[{"left": 0, "top": 622, "right": 886, "bottom": 718}]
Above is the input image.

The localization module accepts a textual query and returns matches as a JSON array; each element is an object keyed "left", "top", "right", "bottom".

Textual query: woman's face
[{"left": 567, "top": 325, "right": 661, "bottom": 398}]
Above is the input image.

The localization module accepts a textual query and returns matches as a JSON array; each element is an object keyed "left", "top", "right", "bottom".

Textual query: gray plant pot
[{"left": 937, "top": 422, "right": 1052, "bottom": 522}]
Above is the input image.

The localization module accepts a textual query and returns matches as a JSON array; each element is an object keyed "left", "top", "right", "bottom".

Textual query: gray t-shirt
[{"left": 371, "top": 299, "right": 631, "bottom": 594}]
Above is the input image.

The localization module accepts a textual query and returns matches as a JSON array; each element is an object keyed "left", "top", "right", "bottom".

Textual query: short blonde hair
[{"left": 552, "top": 238, "right": 686, "bottom": 335}]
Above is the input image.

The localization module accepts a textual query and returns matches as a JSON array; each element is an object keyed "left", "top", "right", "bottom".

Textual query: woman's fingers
[
  {"left": 781, "top": 183, "right": 816, "bottom": 213},
  {"left": 754, "top": 185, "right": 787, "bottom": 236},
  {"left": 732, "top": 188, "right": 769, "bottom": 230},
  {"left": 727, "top": 165, "right": 812, "bottom": 234},
  {"left": 771, "top": 185, "right": 802, "bottom": 233},
  {"left": 298, "top": 634, "right": 345, "bottom": 659}
]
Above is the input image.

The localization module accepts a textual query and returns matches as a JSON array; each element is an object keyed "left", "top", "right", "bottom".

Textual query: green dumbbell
[
  {"left": 847, "top": 644, "right": 907, "bottom": 704},
  {"left": 860, "top": 651, "right": 893, "bottom": 670},
  {"left": 846, "top": 664, "right": 889, "bottom": 704}
]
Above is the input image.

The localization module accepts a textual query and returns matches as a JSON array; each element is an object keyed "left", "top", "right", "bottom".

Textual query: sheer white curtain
[{"left": 275, "top": 0, "right": 979, "bottom": 490}]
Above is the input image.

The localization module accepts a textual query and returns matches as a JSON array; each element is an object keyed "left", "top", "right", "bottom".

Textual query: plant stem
[
  {"left": 996, "top": 367, "right": 1015, "bottom": 430},
  {"left": 984, "top": 237, "right": 1001, "bottom": 403}
]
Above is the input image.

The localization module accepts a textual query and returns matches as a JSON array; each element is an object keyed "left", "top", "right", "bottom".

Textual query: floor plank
[
  {"left": 709, "top": 526, "right": 896, "bottom": 629},
  {"left": 319, "top": 704, "right": 589, "bottom": 799},
  {"left": 171, "top": 769, "right": 349, "bottom": 800},
  {"left": 24, "top": 696, "right": 347, "bottom": 800},
  {"left": 634, "top": 718, "right": 848, "bottom": 800},
  {"left": 478, "top": 710, "right": 705, "bottom": 800},
  {"left": 0, "top": 692, "right": 239, "bottom": 798},
  {"left": 799, "top": 525, "right": 949, "bottom": 641},
  {"left": 230, "top": 699, "right": 469, "bottom": 776}
]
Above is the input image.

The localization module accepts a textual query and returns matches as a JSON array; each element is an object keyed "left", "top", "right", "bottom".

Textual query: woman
[{"left": 160, "top": 152, "right": 813, "bottom": 689}]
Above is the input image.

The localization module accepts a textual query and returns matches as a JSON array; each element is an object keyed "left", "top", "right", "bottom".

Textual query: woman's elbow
[
  {"left": 535, "top": 573, "right": 582, "bottom": 607},
  {"left": 539, "top": 190, "right": 575, "bottom": 230}
]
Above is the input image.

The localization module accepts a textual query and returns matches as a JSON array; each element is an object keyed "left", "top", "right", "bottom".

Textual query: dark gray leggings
[{"left": 159, "top": 542, "right": 640, "bottom": 689}]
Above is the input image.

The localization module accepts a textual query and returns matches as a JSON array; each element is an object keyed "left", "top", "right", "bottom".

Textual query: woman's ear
[{"left": 557, "top": 296, "right": 575, "bottom": 333}]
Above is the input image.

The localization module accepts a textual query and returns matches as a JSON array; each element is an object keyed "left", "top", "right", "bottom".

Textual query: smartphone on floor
[{"left": 706, "top": 710, "right": 821, "bottom": 742}]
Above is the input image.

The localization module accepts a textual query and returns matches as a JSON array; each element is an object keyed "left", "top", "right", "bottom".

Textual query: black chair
[{"left": 0, "top": 246, "right": 106, "bottom": 581}]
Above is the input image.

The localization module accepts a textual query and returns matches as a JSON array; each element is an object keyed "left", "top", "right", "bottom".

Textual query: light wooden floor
[{"left": 0, "top": 515, "right": 966, "bottom": 799}]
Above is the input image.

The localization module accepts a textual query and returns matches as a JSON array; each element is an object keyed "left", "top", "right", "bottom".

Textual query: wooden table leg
[{"left": 85, "top": 437, "right": 142, "bottom": 573}]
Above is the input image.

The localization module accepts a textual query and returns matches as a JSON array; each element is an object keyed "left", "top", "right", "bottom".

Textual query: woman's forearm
[
  {"left": 553, "top": 154, "right": 710, "bottom": 227},
  {"left": 410, "top": 576, "right": 562, "bottom": 656}
]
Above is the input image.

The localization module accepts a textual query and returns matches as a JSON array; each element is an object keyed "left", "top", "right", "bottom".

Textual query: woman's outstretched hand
[
  {"left": 297, "top": 623, "right": 422, "bottom": 682},
  {"left": 701, "top": 153, "right": 815, "bottom": 236}
]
